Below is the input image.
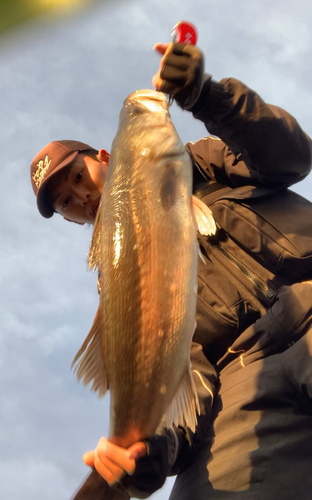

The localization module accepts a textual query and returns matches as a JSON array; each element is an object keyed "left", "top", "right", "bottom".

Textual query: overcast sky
[{"left": 1, "top": 1, "right": 312, "bottom": 499}]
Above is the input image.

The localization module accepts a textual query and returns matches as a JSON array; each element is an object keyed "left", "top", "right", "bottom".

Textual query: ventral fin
[
  {"left": 71, "top": 304, "right": 108, "bottom": 398},
  {"left": 191, "top": 195, "right": 216, "bottom": 236},
  {"left": 163, "top": 365, "right": 200, "bottom": 434}
]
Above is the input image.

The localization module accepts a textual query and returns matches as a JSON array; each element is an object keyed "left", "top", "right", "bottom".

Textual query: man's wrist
[
  {"left": 166, "top": 428, "right": 180, "bottom": 470},
  {"left": 188, "top": 74, "right": 213, "bottom": 115}
]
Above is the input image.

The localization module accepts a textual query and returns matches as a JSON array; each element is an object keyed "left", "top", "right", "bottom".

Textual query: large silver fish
[{"left": 72, "top": 89, "right": 215, "bottom": 448}]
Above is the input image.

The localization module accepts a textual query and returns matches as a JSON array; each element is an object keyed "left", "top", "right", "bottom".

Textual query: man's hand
[
  {"left": 83, "top": 429, "right": 181, "bottom": 498},
  {"left": 83, "top": 437, "right": 147, "bottom": 486},
  {"left": 152, "top": 42, "right": 206, "bottom": 110}
]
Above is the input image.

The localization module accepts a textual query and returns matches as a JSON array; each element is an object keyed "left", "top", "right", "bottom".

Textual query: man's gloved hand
[
  {"left": 83, "top": 429, "right": 180, "bottom": 499},
  {"left": 122, "top": 429, "right": 179, "bottom": 498},
  {"left": 152, "top": 42, "right": 208, "bottom": 111}
]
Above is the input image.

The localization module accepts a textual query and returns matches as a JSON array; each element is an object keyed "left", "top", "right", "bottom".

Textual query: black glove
[
  {"left": 120, "top": 429, "right": 180, "bottom": 499},
  {"left": 159, "top": 43, "right": 208, "bottom": 111}
]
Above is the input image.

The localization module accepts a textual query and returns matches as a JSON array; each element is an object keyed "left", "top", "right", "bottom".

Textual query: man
[
  {"left": 31, "top": 142, "right": 109, "bottom": 224},
  {"left": 31, "top": 42, "right": 312, "bottom": 498}
]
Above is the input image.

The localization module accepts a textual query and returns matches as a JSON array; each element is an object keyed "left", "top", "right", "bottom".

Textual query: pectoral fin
[
  {"left": 191, "top": 195, "right": 216, "bottom": 236},
  {"left": 71, "top": 303, "right": 108, "bottom": 398},
  {"left": 163, "top": 365, "right": 200, "bottom": 434}
]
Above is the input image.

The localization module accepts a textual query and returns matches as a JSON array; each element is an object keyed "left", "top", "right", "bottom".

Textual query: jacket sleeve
[
  {"left": 278, "top": 283, "right": 312, "bottom": 400},
  {"left": 281, "top": 330, "right": 312, "bottom": 396},
  {"left": 187, "top": 77, "right": 312, "bottom": 188},
  {"left": 255, "top": 282, "right": 312, "bottom": 400}
]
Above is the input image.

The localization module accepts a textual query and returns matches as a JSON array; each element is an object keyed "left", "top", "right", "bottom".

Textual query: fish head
[
  {"left": 120, "top": 89, "right": 170, "bottom": 136},
  {"left": 116, "top": 89, "right": 186, "bottom": 165},
  {"left": 124, "top": 89, "right": 168, "bottom": 115}
]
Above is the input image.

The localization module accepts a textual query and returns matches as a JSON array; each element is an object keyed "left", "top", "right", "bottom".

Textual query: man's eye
[
  {"left": 62, "top": 197, "right": 70, "bottom": 209},
  {"left": 76, "top": 171, "right": 83, "bottom": 183}
]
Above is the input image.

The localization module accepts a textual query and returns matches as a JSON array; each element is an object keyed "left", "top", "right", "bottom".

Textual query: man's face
[{"left": 47, "top": 150, "right": 109, "bottom": 224}]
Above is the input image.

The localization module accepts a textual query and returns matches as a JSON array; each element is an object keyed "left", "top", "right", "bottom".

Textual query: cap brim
[{"left": 36, "top": 151, "right": 79, "bottom": 218}]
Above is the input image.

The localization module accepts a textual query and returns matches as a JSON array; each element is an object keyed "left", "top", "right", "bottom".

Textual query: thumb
[
  {"left": 127, "top": 441, "right": 147, "bottom": 460},
  {"left": 153, "top": 42, "right": 170, "bottom": 55},
  {"left": 83, "top": 450, "right": 95, "bottom": 467}
]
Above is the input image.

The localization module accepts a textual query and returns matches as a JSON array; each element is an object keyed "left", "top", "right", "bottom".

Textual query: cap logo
[{"left": 32, "top": 155, "right": 52, "bottom": 189}]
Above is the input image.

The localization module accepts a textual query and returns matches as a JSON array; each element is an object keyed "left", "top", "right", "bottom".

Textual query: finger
[
  {"left": 83, "top": 450, "right": 95, "bottom": 467},
  {"left": 152, "top": 42, "right": 177, "bottom": 89},
  {"left": 162, "top": 52, "right": 190, "bottom": 71},
  {"left": 153, "top": 42, "right": 170, "bottom": 55},
  {"left": 153, "top": 77, "right": 181, "bottom": 95},
  {"left": 152, "top": 70, "right": 162, "bottom": 90},
  {"left": 96, "top": 437, "right": 136, "bottom": 474},
  {"left": 160, "top": 65, "right": 187, "bottom": 85},
  {"left": 159, "top": 79, "right": 183, "bottom": 95},
  {"left": 93, "top": 450, "right": 125, "bottom": 486},
  {"left": 127, "top": 441, "right": 147, "bottom": 460},
  {"left": 153, "top": 62, "right": 186, "bottom": 91}
]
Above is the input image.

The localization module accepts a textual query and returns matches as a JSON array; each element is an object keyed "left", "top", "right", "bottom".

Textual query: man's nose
[{"left": 71, "top": 185, "right": 90, "bottom": 205}]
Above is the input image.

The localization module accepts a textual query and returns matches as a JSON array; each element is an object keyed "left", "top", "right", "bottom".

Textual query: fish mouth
[
  {"left": 128, "top": 89, "right": 166, "bottom": 102},
  {"left": 126, "top": 89, "right": 167, "bottom": 113}
]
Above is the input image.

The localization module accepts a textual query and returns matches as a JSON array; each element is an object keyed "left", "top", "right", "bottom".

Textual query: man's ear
[
  {"left": 98, "top": 149, "right": 110, "bottom": 163},
  {"left": 63, "top": 217, "right": 85, "bottom": 226}
]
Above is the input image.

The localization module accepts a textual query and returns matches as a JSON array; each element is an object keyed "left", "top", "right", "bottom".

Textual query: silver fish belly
[{"left": 73, "top": 90, "right": 203, "bottom": 447}]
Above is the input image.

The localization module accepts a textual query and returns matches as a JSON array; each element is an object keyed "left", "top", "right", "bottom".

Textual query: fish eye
[
  {"left": 125, "top": 101, "right": 144, "bottom": 115},
  {"left": 131, "top": 106, "right": 142, "bottom": 115}
]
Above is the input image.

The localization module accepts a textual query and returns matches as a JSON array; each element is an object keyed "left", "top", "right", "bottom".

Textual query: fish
[
  {"left": 71, "top": 469, "right": 128, "bottom": 500},
  {"left": 72, "top": 89, "right": 216, "bottom": 448}
]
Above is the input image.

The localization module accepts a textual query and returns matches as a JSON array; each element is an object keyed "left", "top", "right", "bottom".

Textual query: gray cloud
[{"left": 1, "top": 1, "right": 311, "bottom": 499}]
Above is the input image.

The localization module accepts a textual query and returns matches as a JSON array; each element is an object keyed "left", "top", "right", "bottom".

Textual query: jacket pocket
[
  {"left": 194, "top": 258, "right": 261, "bottom": 364},
  {"left": 210, "top": 189, "right": 312, "bottom": 282}
]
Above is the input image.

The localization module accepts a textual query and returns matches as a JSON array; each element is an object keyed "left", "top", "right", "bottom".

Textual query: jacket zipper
[{"left": 216, "top": 242, "right": 276, "bottom": 300}]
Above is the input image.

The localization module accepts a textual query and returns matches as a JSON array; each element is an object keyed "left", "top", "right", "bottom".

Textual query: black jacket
[{"left": 187, "top": 78, "right": 312, "bottom": 365}]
